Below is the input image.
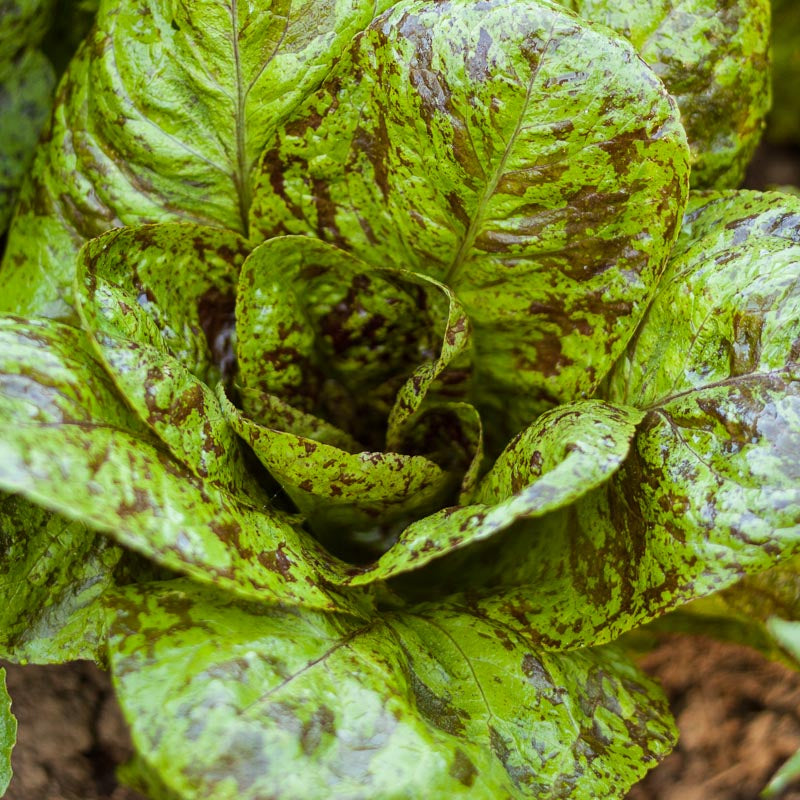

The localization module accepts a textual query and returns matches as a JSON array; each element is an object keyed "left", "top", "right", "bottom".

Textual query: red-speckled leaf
[
  {"left": 251, "top": 0, "right": 690, "bottom": 446},
  {"left": 342, "top": 400, "right": 641, "bottom": 586},
  {"left": 0, "top": 316, "right": 367, "bottom": 615},
  {"left": 75, "top": 225, "right": 253, "bottom": 492},
  {"left": 108, "top": 580, "right": 675, "bottom": 800},
  {"left": 0, "top": 0, "right": 395, "bottom": 320}
]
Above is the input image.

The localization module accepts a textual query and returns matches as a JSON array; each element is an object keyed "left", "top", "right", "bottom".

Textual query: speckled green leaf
[
  {"left": 563, "top": 0, "right": 770, "bottom": 188},
  {"left": 344, "top": 400, "right": 642, "bottom": 586},
  {"left": 609, "top": 191, "right": 800, "bottom": 406},
  {"left": 0, "top": 0, "right": 394, "bottom": 319},
  {"left": 0, "top": 316, "right": 363, "bottom": 614},
  {"left": 0, "top": 493, "right": 122, "bottom": 664},
  {"left": 76, "top": 225, "right": 254, "bottom": 492},
  {"left": 0, "top": 667, "right": 14, "bottom": 796},
  {"left": 219, "top": 387, "right": 456, "bottom": 552},
  {"left": 235, "top": 236, "right": 452, "bottom": 447},
  {"left": 433, "top": 191, "right": 800, "bottom": 650},
  {"left": 108, "top": 580, "right": 675, "bottom": 800},
  {"left": 251, "top": 0, "right": 690, "bottom": 445},
  {"left": 0, "top": 48, "right": 55, "bottom": 232}
]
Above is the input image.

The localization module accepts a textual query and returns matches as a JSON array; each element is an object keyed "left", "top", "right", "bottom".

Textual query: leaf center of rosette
[{"left": 226, "top": 236, "right": 483, "bottom": 561}]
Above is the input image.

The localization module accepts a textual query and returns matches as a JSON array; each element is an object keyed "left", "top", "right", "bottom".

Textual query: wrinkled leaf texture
[
  {"left": 108, "top": 581, "right": 676, "bottom": 800},
  {"left": 0, "top": 0, "right": 395, "bottom": 318}
]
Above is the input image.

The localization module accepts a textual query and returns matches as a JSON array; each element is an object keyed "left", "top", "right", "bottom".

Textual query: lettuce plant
[{"left": 0, "top": 0, "right": 798, "bottom": 798}]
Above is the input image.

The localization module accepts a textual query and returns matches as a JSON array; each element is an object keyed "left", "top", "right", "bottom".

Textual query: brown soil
[
  {"left": 1, "top": 660, "right": 145, "bottom": 800},
  {"left": 627, "top": 637, "right": 800, "bottom": 800},
  {"left": 4, "top": 636, "right": 800, "bottom": 799}
]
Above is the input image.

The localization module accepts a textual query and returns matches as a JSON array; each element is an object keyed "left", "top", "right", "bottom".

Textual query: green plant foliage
[
  {"left": 108, "top": 580, "right": 676, "bottom": 800},
  {"left": 0, "top": 0, "right": 795, "bottom": 798},
  {"left": 0, "top": 669, "right": 13, "bottom": 796},
  {"left": 0, "top": 0, "right": 395, "bottom": 319},
  {"left": 250, "top": 0, "right": 691, "bottom": 445},
  {"left": 0, "top": 493, "right": 121, "bottom": 663},
  {"left": 563, "top": 0, "right": 771, "bottom": 188}
]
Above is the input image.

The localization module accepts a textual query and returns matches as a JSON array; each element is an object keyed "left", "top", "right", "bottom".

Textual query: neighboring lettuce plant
[{"left": 0, "top": 1, "right": 798, "bottom": 798}]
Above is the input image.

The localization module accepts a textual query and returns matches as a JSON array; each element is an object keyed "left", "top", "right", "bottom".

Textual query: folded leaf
[
  {"left": 0, "top": 667, "right": 13, "bottom": 795},
  {"left": 563, "top": 0, "right": 770, "bottom": 188},
  {"left": 251, "top": 0, "right": 690, "bottom": 444},
  {"left": 0, "top": 493, "right": 122, "bottom": 664},
  {"left": 236, "top": 236, "right": 449, "bottom": 445},
  {"left": 220, "top": 388, "right": 456, "bottom": 552},
  {"left": 0, "top": 0, "right": 394, "bottom": 318},
  {"left": 76, "top": 225, "right": 254, "bottom": 491},
  {"left": 344, "top": 400, "right": 642, "bottom": 585},
  {"left": 0, "top": 316, "right": 366, "bottom": 614},
  {"left": 439, "top": 192, "right": 800, "bottom": 650},
  {"left": 108, "top": 580, "right": 675, "bottom": 800}
]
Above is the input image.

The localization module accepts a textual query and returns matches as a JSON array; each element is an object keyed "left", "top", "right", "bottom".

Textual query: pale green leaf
[
  {"left": 108, "top": 580, "right": 675, "bottom": 800},
  {"left": 563, "top": 0, "right": 770, "bottom": 188},
  {"left": 345, "top": 400, "right": 642, "bottom": 585},
  {"left": 0, "top": 668, "right": 14, "bottom": 796},
  {"left": 0, "top": 316, "right": 366, "bottom": 615},
  {"left": 0, "top": 493, "right": 122, "bottom": 664},
  {"left": 250, "top": 0, "right": 690, "bottom": 446},
  {"left": 0, "top": 0, "right": 394, "bottom": 319}
]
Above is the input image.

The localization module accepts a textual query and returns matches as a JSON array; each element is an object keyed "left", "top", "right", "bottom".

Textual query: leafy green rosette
[{"left": 0, "top": 0, "right": 797, "bottom": 798}]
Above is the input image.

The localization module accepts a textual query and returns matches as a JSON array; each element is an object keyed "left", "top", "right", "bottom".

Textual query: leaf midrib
[{"left": 444, "top": 33, "right": 553, "bottom": 287}]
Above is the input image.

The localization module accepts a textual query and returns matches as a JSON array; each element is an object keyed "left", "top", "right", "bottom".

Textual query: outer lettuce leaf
[
  {"left": 344, "top": 400, "right": 642, "bottom": 585},
  {"left": 0, "top": 667, "right": 13, "bottom": 796},
  {"left": 608, "top": 191, "right": 800, "bottom": 407},
  {"left": 563, "top": 0, "right": 770, "bottom": 188},
  {"left": 250, "top": 0, "right": 690, "bottom": 447},
  {"left": 0, "top": 0, "right": 394, "bottom": 319},
  {"left": 108, "top": 580, "right": 675, "bottom": 800},
  {"left": 0, "top": 316, "right": 367, "bottom": 615},
  {"left": 423, "top": 191, "right": 800, "bottom": 650},
  {"left": 76, "top": 225, "right": 255, "bottom": 493},
  {"left": 0, "top": 493, "right": 122, "bottom": 664}
]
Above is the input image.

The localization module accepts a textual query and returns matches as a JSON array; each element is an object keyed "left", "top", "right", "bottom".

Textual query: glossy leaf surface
[
  {"left": 0, "top": 316, "right": 362, "bottom": 614},
  {"left": 0, "top": 0, "right": 393, "bottom": 318},
  {"left": 108, "top": 581, "right": 675, "bottom": 800},
  {"left": 76, "top": 225, "right": 253, "bottom": 492},
  {"left": 345, "top": 400, "right": 642, "bottom": 585},
  {"left": 251, "top": 0, "right": 690, "bottom": 443},
  {"left": 424, "top": 191, "right": 800, "bottom": 650},
  {"left": 221, "top": 388, "right": 455, "bottom": 547},
  {"left": 0, "top": 668, "right": 13, "bottom": 796},
  {"left": 0, "top": 493, "right": 121, "bottom": 663},
  {"left": 564, "top": 0, "right": 770, "bottom": 188}
]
